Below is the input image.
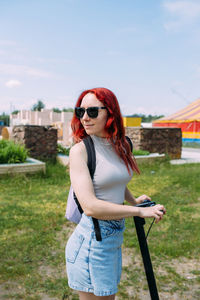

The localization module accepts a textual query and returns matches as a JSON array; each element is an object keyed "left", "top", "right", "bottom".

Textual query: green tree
[
  {"left": 52, "top": 108, "right": 61, "bottom": 113},
  {"left": 11, "top": 110, "right": 20, "bottom": 115},
  {"left": 31, "top": 100, "right": 45, "bottom": 111},
  {"left": 125, "top": 113, "right": 164, "bottom": 122},
  {"left": 62, "top": 108, "right": 73, "bottom": 112},
  {"left": 0, "top": 113, "right": 10, "bottom": 126}
]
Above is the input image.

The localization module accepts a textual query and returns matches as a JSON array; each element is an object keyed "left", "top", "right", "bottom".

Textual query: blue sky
[{"left": 1, "top": 0, "right": 200, "bottom": 116}]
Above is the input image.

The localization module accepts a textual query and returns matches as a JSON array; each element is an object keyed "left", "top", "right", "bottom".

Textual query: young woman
[{"left": 65, "top": 87, "right": 166, "bottom": 300}]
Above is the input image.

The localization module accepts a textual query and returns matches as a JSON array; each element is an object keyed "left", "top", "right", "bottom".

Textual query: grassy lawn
[
  {"left": 182, "top": 142, "right": 200, "bottom": 148},
  {"left": 0, "top": 158, "right": 200, "bottom": 299}
]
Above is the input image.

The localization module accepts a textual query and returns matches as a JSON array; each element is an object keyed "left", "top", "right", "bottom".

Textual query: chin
[{"left": 85, "top": 128, "right": 95, "bottom": 135}]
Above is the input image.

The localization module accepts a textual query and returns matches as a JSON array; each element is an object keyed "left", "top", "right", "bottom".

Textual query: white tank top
[{"left": 91, "top": 135, "right": 133, "bottom": 204}]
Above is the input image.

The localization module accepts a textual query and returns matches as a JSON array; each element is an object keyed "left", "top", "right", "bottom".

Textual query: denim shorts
[{"left": 65, "top": 213, "right": 125, "bottom": 296}]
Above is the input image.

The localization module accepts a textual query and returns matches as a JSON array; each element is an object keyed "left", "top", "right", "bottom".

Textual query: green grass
[
  {"left": 133, "top": 149, "right": 150, "bottom": 156},
  {"left": 182, "top": 142, "right": 200, "bottom": 148},
  {"left": 125, "top": 158, "right": 200, "bottom": 258},
  {"left": 0, "top": 159, "right": 200, "bottom": 299}
]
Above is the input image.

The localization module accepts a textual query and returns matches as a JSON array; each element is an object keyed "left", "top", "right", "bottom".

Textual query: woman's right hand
[{"left": 138, "top": 204, "right": 166, "bottom": 223}]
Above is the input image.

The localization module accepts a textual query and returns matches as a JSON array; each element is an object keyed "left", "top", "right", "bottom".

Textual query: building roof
[{"left": 153, "top": 98, "right": 200, "bottom": 123}]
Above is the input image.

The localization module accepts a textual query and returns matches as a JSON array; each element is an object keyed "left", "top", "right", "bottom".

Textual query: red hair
[{"left": 71, "top": 87, "right": 140, "bottom": 174}]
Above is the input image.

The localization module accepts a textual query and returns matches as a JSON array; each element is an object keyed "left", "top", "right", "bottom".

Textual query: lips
[{"left": 84, "top": 124, "right": 94, "bottom": 128}]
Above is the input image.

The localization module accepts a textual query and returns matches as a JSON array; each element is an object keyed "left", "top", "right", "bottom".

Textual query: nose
[{"left": 82, "top": 110, "right": 90, "bottom": 120}]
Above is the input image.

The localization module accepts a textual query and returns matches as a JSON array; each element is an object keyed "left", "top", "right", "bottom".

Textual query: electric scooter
[{"left": 134, "top": 200, "right": 162, "bottom": 300}]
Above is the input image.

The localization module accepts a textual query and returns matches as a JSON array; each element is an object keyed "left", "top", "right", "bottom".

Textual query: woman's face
[{"left": 80, "top": 93, "right": 108, "bottom": 137}]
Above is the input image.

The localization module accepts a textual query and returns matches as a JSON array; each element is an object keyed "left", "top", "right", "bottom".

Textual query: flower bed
[
  {"left": 0, "top": 139, "right": 28, "bottom": 164},
  {"left": 0, "top": 157, "right": 46, "bottom": 175}
]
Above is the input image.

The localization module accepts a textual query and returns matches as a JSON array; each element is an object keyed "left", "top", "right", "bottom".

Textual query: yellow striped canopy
[{"left": 153, "top": 98, "right": 200, "bottom": 123}]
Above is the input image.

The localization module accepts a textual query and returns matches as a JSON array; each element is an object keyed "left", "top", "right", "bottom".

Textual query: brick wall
[
  {"left": 125, "top": 127, "right": 182, "bottom": 159},
  {"left": 12, "top": 125, "right": 57, "bottom": 160}
]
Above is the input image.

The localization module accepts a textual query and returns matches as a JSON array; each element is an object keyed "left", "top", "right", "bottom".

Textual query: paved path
[
  {"left": 57, "top": 154, "right": 69, "bottom": 166},
  {"left": 171, "top": 147, "right": 200, "bottom": 164}
]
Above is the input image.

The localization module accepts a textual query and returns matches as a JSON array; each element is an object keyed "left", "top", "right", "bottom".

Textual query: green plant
[
  {"left": 0, "top": 112, "right": 10, "bottom": 126},
  {"left": 57, "top": 144, "right": 70, "bottom": 156},
  {"left": 133, "top": 149, "right": 150, "bottom": 156},
  {"left": 0, "top": 139, "right": 28, "bottom": 164}
]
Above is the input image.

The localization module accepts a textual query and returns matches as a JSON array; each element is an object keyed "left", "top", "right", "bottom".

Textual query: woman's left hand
[{"left": 135, "top": 194, "right": 151, "bottom": 205}]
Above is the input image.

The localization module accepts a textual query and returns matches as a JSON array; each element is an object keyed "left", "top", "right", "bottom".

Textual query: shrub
[
  {"left": 0, "top": 140, "right": 28, "bottom": 164},
  {"left": 57, "top": 143, "right": 70, "bottom": 156}
]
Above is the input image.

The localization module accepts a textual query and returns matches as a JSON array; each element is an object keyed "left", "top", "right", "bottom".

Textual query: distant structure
[
  {"left": 141, "top": 122, "right": 152, "bottom": 128},
  {"left": 123, "top": 117, "right": 141, "bottom": 127},
  {"left": 10, "top": 109, "right": 73, "bottom": 146},
  {"left": 153, "top": 98, "right": 200, "bottom": 143},
  {"left": 10, "top": 109, "right": 73, "bottom": 126}
]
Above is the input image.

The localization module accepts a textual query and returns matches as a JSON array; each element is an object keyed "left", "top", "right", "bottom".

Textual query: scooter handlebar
[
  {"left": 135, "top": 199, "right": 156, "bottom": 208},
  {"left": 136, "top": 199, "right": 164, "bottom": 213}
]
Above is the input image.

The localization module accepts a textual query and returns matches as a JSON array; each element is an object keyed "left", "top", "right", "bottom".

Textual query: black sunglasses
[{"left": 75, "top": 106, "right": 107, "bottom": 119}]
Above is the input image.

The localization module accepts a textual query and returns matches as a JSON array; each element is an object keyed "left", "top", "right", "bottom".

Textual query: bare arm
[
  {"left": 70, "top": 143, "right": 165, "bottom": 222},
  {"left": 125, "top": 187, "right": 137, "bottom": 205},
  {"left": 125, "top": 187, "right": 151, "bottom": 206}
]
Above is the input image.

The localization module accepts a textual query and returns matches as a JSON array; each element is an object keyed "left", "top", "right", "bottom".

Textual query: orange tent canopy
[
  {"left": 153, "top": 99, "right": 200, "bottom": 142},
  {"left": 154, "top": 98, "right": 200, "bottom": 123}
]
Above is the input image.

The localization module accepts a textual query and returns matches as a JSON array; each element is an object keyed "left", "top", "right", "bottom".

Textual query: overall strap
[{"left": 83, "top": 136, "right": 102, "bottom": 242}]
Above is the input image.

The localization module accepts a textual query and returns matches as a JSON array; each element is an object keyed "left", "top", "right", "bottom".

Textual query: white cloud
[
  {"left": 134, "top": 106, "right": 159, "bottom": 115},
  {"left": 0, "top": 96, "right": 34, "bottom": 114},
  {"left": 163, "top": 20, "right": 181, "bottom": 31},
  {"left": 0, "top": 64, "right": 53, "bottom": 78},
  {"left": 35, "top": 57, "right": 73, "bottom": 64},
  {"left": 163, "top": 0, "right": 200, "bottom": 31},
  {"left": 0, "top": 40, "right": 17, "bottom": 46},
  {"left": 121, "top": 104, "right": 172, "bottom": 116},
  {"left": 196, "top": 65, "right": 200, "bottom": 76},
  {"left": 44, "top": 96, "right": 74, "bottom": 109},
  {"left": 0, "top": 94, "right": 75, "bottom": 114},
  {"left": 163, "top": 1, "right": 200, "bottom": 18},
  {"left": 5, "top": 80, "right": 22, "bottom": 88}
]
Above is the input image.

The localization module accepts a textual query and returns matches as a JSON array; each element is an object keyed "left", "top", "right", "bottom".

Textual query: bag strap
[
  {"left": 125, "top": 135, "right": 133, "bottom": 152},
  {"left": 83, "top": 136, "right": 96, "bottom": 179},
  {"left": 83, "top": 136, "right": 102, "bottom": 241},
  {"left": 74, "top": 136, "right": 96, "bottom": 214}
]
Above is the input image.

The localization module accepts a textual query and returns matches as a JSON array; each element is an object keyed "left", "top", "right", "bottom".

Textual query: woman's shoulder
[{"left": 69, "top": 141, "right": 87, "bottom": 161}]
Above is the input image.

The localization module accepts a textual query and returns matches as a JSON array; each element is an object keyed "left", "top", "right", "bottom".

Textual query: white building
[{"left": 10, "top": 109, "right": 73, "bottom": 146}]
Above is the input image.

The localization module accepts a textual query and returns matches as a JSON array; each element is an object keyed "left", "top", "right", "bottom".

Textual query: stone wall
[
  {"left": 12, "top": 125, "right": 57, "bottom": 160},
  {"left": 125, "top": 127, "right": 182, "bottom": 159},
  {"left": 0, "top": 126, "right": 4, "bottom": 135}
]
